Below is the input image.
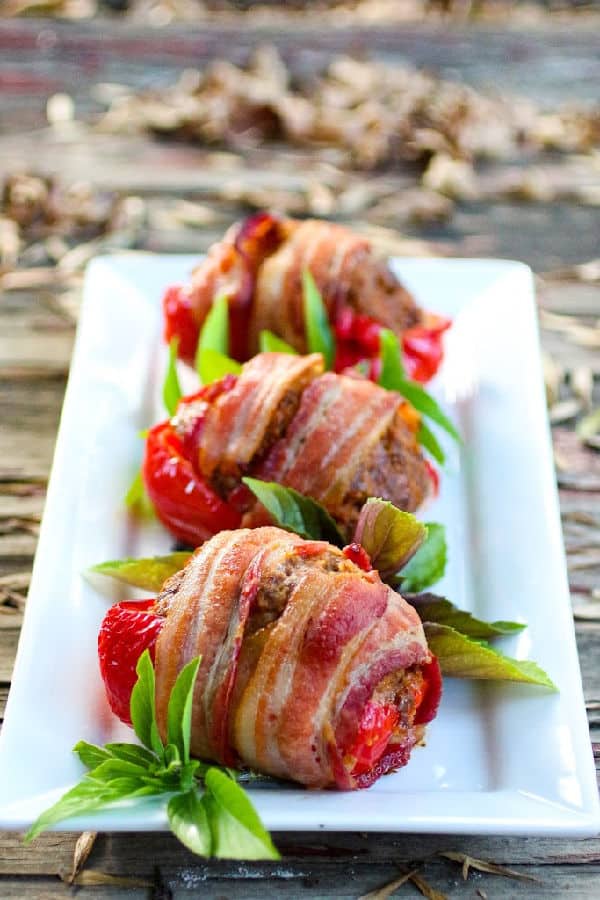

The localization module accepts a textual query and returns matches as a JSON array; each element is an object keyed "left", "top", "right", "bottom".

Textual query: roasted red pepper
[
  {"left": 143, "top": 419, "right": 241, "bottom": 548},
  {"left": 98, "top": 599, "right": 163, "bottom": 725},
  {"left": 350, "top": 702, "right": 400, "bottom": 777},
  {"left": 402, "top": 316, "right": 451, "bottom": 383},
  {"left": 163, "top": 284, "right": 199, "bottom": 366}
]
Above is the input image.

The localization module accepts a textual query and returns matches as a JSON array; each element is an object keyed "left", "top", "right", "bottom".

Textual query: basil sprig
[
  {"left": 398, "top": 522, "right": 447, "bottom": 593},
  {"left": 124, "top": 470, "right": 154, "bottom": 519},
  {"left": 88, "top": 552, "right": 192, "bottom": 592},
  {"left": 378, "top": 328, "right": 460, "bottom": 462},
  {"left": 26, "top": 651, "right": 279, "bottom": 860},
  {"left": 423, "top": 623, "right": 557, "bottom": 690},
  {"left": 242, "top": 477, "right": 345, "bottom": 547},
  {"left": 406, "top": 593, "right": 526, "bottom": 639},
  {"left": 259, "top": 330, "right": 298, "bottom": 355},
  {"left": 302, "top": 268, "right": 335, "bottom": 370},
  {"left": 194, "top": 295, "right": 242, "bottom": 385},
  {"left": 163, "top": 337, "right": 182, "bottom": 416}
]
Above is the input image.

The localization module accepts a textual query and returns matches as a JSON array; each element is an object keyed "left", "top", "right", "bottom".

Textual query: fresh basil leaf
[
  {"left": 259, "top": 330, "right": 298, "bottom": 355},
  {"left": 423, "top": 623, "right": 557, "bottom": 689},
  {"left": 104, "top": 743, "right": 158, "bottom": 768},
  {"left": 88, "top": 758, "right": 154, "bottom": 783},
  {"left": 168, "top": 789, "right": 212, "bottom": 857},
  {"left": 242, "top": 477, "right": 344, "bottom": 547},
  {"left": 88, "top": 552, "right": 192, "bottom": 592},
  {"left": 302, "top": 268, "right": 335, "bottom": 370},
  {"left": 130, "top": 650, "right": 164, "bottom": 759},
  {"left": 203, "top": 767, "right": 280, "bottom": 860},
  {"left": 25, "top": 779, "right": 131, "bottom": 843},
  {"left": 198, "top": 349, "right": 242, "bottom": 385},
  {"left": 398, "top": 523, "right": 447, "bottom": 592},
  {"left": 394, "top": 379, "right": 459, "bottom": 443},
  {"left": 195, "top": 294, "right": 229, "bottom": 377},
  {"left": 353, "top": 498, "right": 426, "bottom": 579},
  {"left": 163, "top": 337, "right": 182, "bottom": 416},
  {"left": 417, "top": 421, "right": 445, "bottom": 465},
  {"left": 124, "top": 470, "right": 155, "bottom": 519},
  {"left": 167, "top": 656, "right": 201, "bottom": 764},
  {"left": 406, "top": 594, "right": 526, "bottom": 639},
  {"left": 73, "top": 741, "right": 112, "bottom": 771},
  {"left": 379, "top": 328, "right": 407, "bottom": 383},
  {"left": 378, "top": 328, "right": 459, "bottom": 443}
]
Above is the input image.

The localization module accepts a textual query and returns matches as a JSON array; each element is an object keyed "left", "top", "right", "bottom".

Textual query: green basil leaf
[
  {"left": 417, "top": 421, "right": 445, "bottom": 465},
  {"left": 302, "top": 268, "right": 335, "bottom": 370},
  {"left": 377, "top": 328, "right": 459, "bottom": 443},
  {"left": 394, "top": 379, "right": 459, "bottom": 443},
  {"left": 242, "top": 477, "right": 345, "bottom": 547},
  {"left": 163, "top": 337, "right": 182, "bottom": 416},
  {"left": 197, "top": 348, "right": 242, "bottom": 385},
  {"left": 73, "top": 741, "right": 112, "bottom": 771},
  {"left": 258, "top": 330, "right": 298, "bottom": 355},
  {"left": 423, "top": 623, "right": 558, "bottom": 689},
  {"left": 353, "top": 498, "right": 426, "bottom": 579},
  {"left": 88, "top": 552, "right": 192, "bottom": 592},
  {"left": 195, "top": 294, "right": 229, "bottom": 378},
  {"left": 124, "top": 470, "right": 155, "bottom": 518},
  {"left": 406, "top": 593, "right": 526, "bottom": 639},
  {"left": 398, "top": 523, "right": 447, "bottom": 592},
  {"left": 168, "top": 789, "right": 212, "bottom": 857},
  {"left": 88, "top": 758, "right": 154, "bottom": 783},
  {"left": 25, "top": 779, "right": 131, "bottom": 843},
  {"left": 167, "top": 656, "right": 202, "bottom": 764},
  {"left": 379, "top": 328, "right": 407, "bottom": 383},
  {"left": 203, "top": 767, "right": 279, "bottom": 860},
  {"left": 104, "top": 743, "right": 158, "bottom": 768},
  {"left": 130, "top": 650, "right": 164, "bottom": 759}
]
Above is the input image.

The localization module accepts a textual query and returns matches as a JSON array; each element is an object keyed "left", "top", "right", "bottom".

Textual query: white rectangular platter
[{"left": 1, "top": 255, "right": 598, "bottom": 836}]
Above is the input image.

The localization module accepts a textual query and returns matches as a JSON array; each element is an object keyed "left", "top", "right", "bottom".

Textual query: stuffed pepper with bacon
[
  {"left": 143, "top": 352, "right": 433, "bottom": 546},
  {"left": 99, "top": 526, "right": 442, "bottom": 790},
  {"left": 163, "top": 213, "right": 450, "bottom": 382}
]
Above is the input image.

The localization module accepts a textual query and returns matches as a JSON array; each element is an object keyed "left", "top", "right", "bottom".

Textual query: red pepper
[
  {"left": 349, "top": 702, "right": 400, "bottom": 776},
  {"left": 425, "top": 460, "right": 440, "bottom": 496},
  {"left": 343, "top": 542, "right": 373, "bottom": 572},
  {"left": 163, "top": 284, "right": 200, "bottom": 366},
  {"left": 414, "top": 656, "right": 443, "bottom": 725},
  {"left": 402, "top": 317, "right": 451, "bottom": 383},
  {"left": 143, "top": 421, "right": 241, "bottom": 547},
  {"left": 98, "top": 600, "right": 164, "bottom": 725}
]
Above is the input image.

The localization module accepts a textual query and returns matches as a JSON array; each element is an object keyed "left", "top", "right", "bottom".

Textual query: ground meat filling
[
  {"left": 248, "top": 547, "right": 361, "bottom": 634},
  {"left": 339, "top": 414, "right": 430, "bottom": 530},
  {"left": 346, "top": 257, "right": 422, "bottom": 335}
]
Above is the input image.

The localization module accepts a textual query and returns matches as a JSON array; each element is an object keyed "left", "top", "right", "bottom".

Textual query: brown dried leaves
[{"left": 97, "top": 47, "right": 599, "bottom": 176}]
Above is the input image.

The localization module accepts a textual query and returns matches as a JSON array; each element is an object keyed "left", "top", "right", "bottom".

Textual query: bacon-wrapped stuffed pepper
[
  {"left": 143, "top": 352, "right": 432, "bottom": 545},
  {"left": 163, "top": 213, "right": 450, "bottom": 382},
  {"left": 99, "top": 527, "right": 442, "bottom": 790}
]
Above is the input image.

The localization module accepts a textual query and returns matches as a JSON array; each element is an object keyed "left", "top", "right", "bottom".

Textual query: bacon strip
[
  {"left": 197, "top": 352, "right": 324, "bottom": 482},
  {"left": 153, "top": 526, "right": 439, "bottom": 790},
  {"left": 251, "top": 218, "right": 421, "bottom": 354},
  {"left": 255, "top": 371, "right": 429, "bottom": 525}
]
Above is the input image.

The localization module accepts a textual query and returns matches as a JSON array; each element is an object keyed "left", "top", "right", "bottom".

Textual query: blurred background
[{"left": 1, "top": 2, "right": 600, "bottom": 894}]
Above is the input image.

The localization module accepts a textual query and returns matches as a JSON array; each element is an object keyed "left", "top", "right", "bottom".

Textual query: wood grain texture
[{"left": 0, "top": 17, "right": 598, "bottom": 898}]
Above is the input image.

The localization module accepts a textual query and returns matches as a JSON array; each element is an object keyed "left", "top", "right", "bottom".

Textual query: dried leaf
[
  {"left": 65, "top": 831, "right": 97, "bottom": 885},
  {"left": 409, "top": 872, "right": 448, "bottom": 900},
  {"left": 577, "top": 408, "right": 600, "bottom": 441},
  {"left": 359, "top": 868, "right": 418, "bottom": 900},
  {"left": 70, "top": 870, "right": 152, "bottom": 888},
  {"left": 440, "top": 851, "right": 540, "bottom": 883}
]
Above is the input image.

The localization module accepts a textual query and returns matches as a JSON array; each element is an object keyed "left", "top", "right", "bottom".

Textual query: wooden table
[{"left": 0, "top": 17, "right": 599, "bottom": 898}]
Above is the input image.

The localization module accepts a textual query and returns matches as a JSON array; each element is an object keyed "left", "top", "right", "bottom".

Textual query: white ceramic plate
[{"left": 1, "top": 255, "right": 598, "bottom": 837}]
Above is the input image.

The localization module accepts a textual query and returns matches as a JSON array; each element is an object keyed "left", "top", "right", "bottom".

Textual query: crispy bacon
[
  {"left": 255, "top": 371, "right": 428, "bottom": 527},
  {"left": 197, "top": 352, "right": 324, "bottom": 486},
  {"left": 179, "top": 213, "right": 429, "bottom": 366},
  {"left": 251, "top": 218, "right": 420, "bottom": 354},
  {"left": 153, "top": 526, "right": 440, "bottom": 789}
]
